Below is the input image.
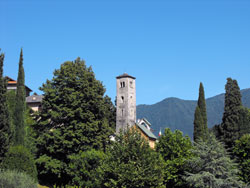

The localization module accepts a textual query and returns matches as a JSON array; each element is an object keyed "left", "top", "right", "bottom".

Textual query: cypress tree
[
  {"left": 193, "top": 106, "right": 204, "bottom": 142},
  {"left": 197, "top": 82, "right": 208, "bottom": 139},
  {"left": 221, "top": 78, "right": 242, "bottom": 149},
  {"left": 14, "top": 48, "right": 26, "bottom": 145},
  {"left": 0, "top": 51, "right": 11, "bottom": 162},
  {"left": 193, "top": 82, "right": 208, "bottom": 142}
]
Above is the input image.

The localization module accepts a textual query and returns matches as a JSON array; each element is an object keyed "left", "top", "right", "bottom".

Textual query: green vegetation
[
  {"left": 0, "top": 169, "right": 37, "bottom": 188},
  {"left": 99, "top": 129, "right": 164, "bottom": 188},
  {"left": 0, "top": 51, "right": 11, "bottom": 163},
  {"left": 184, "top": 133, "right": 245, "bottom": 188},
  {"left": 193, "top": 83, "right": 208, "bottom": 141},
  {"left": 14, "top": 48, "right": 26, "bottom": 145},
  {"left": 233, "top": 134, "right": 250, "bottom": 184},
  {"left": 221, "top": 78, "right": 242, "bottom": 148},
  {"left": 137, "top": 88, "right": 250, "bottom": 140},
  {"left": 1, "top": 145, "right": 38, "bottom": 181},
  {"left": 34, "top": 58, "right": 115, "bottom": 186},
  {"left": 156, "top": 128, "right": 193, "bottom": 187},
  {"left": 68, "top": 149, "right": 106, "bottom": 187}
]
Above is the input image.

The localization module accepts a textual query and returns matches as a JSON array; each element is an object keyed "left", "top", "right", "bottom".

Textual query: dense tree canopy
[
  {"left": 0, "top": 51, "right": 11, "bottom": 162},
  {"left": 99, "top": 129, "right": 165, "bottom": 188},
  {"left": 156, "top": 128, "right": 193, "bottom": 187},
  {"left": 184, "top": 133, "right": 245, "bottom": 188},
  {"left": 233, "top": 134, "right": 250, "bottom": 184},
  {"left": 34, "top": 58, "right": 115, "bottom": 186}
]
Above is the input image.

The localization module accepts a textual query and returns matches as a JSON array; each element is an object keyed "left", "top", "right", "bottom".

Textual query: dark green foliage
[
  {"left": 193, "top": 106, "right": 204, "bottom": 142},
  {"left": 0, "top": 169, "right": 37, "bottom": 188},
  {"left": 156, "top": 128, "right": 193, "bottom": 187},
  {"left": 238, "top": 107, "right": 250, "bottom": 137},
  {"left": 233, "top": 134, "right": 250, "bottom": 184},
  {"left": 68, "top": 149, "right": 106, "bottom": 187},
  {"left": 197, "top": 82, "right": 208, "bottom": 140},
  {"left": 35, "top": 58, "right": 115, "bottom": 186},
  {"left": 137, "top": 88, "right": 250, "bottom": 140},
  {"left": 0, "top": 51, "right": 11, "bottom": 162},
  {"left": 184, "top": 133, "right": 245, "bottom": 188},
  {"left": 1, "top": 145, "right": 38, "bottom": 181},
  {"left": 221, "top": 78, "right": 242, "bottom": 148},
  {"left": 6, "top": 90, "right": 16, "bottom": 145},
  {"left": 99, "top": 129, "right": 164, "bottom": 188},
  {"left": 14, "top": 48, "right": 26, "bottom": 145}
]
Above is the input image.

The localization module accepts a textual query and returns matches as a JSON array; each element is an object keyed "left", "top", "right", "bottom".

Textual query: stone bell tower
[{"left": 116, "top": 73, "right": 136, "bottom": 134}]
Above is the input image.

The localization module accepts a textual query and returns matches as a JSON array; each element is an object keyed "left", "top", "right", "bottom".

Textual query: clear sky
[{"left": 1, "top": 0, "right": 250, "bottom": 105}]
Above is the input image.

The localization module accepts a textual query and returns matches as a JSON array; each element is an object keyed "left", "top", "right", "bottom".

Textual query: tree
[
  {"left": 0, "top": 51, "right": 11, "bottom": 162},
  {"left": 99, "top": 129, "right": 165, "bottom": 188},
  {"left": 197, "top": 82, "right": 208, "bottom": 139},
  {"left": 34, "top": 58, "right": 115, "bottom": 186},
  {"left": 233, "top": 134, "right": 250, "bottom": 184},
  {"left": 14, "top": 48, "right": 26, "bottom": 145},
  {"left": 238, "top": 107, "right": 250, "bottom": 138},
  {"left": 156, "top": 128, "right": 193, "bottom": 187},
  {"left": 1, "top": 145, "right": 38, "bottom": 181},
  {"left": 68, "top": 149, "right": 106, "bottom": 187},
  {"left": 184, "top": 133, "right": 245, "bottom": 188},
  {"left": 221, "top": 78, "right": 242, "bottom": 148},
  {"left": 193, "top": 82, "right": 208, "bottom": 142},
  {"left": 193, "top": 106, "right": 204, "bottom": 142}
]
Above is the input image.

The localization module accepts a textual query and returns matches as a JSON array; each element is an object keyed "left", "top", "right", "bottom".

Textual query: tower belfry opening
[{"left": 116, "top": 73, "right": 136, "bottom": 134}]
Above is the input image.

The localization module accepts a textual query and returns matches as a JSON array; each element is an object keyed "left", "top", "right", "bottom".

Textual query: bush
[
  {"left": 0, "top": 169, "right": 37, "bottom": 188},
  {"left": 1, "top": 145, "right": 37, "bottom": 180}
]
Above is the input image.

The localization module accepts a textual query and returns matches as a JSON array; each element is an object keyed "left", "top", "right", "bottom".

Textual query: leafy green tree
[
  {"left": 99, "top": 129, "right": 164, "bottom": 188},
  {"left": 193, "top": 106, "right": 204, "bottom": 142},
  {"left": 193, "top": 83, "right": 208, "bottom": 142},
  {"left": 68, "top": 149, "right": 106, "bottom": 187},
  {"left": 221, "top": 78, "right": 242, "bottom": 149},
  {"left": 1, "top": 145, "right": 38, "bottom": 181},
  {"left": 233, "top": 134, "right": 250, "bottom": 184},
  {"left": 184, "top": 133, "right": 245, "bottom": 188},
  {"left": 156, "top": 128, "right": 193, "bottom": 187},
  {"left": 34, "top": 58, "right": 115, "bottom": 186},
  {"left": 0, "top": 51, "right": 11, "bottom": 162},
  {"left": 14, "top": 48, "right": 26, "bottom": 145}
]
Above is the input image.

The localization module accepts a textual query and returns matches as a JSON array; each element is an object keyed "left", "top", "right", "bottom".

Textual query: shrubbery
[
  {"left": 0, "top": 169, "right": 37, "bottom": 188},
  {"left": 1, "top": 145, "right": 37, "bottom": 180}
]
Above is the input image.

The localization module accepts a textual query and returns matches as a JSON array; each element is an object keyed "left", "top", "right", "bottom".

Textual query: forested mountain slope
[{"left": 137, "top": 88, "right": 250, "bottom": 139}]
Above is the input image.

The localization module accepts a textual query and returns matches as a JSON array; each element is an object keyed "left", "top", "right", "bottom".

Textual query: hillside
[{"left": 137, "top": 88, "right": 250, "bottom": 139}]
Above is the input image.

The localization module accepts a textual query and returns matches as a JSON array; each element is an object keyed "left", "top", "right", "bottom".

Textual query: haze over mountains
[{"left": 137, "top": 88, "right": 250, "bottom": 139}]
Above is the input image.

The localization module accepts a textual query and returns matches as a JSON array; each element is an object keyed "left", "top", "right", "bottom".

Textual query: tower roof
[{"left": 116, "top": 73, "right": 136, "bottom": 79}]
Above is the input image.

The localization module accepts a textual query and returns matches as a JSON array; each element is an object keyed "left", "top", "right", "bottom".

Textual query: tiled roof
[
  {"left": 6, "top": 76, "right": 32, "bottom": 91},
  {"left": 26, "top": 95, "right": 43, "bottom": 103},
  {"left": 116, "top": 73, "right": 136, "bottom": 79},
  {"left": 136, "top": 123, "right": 157, "bottom": 140}
]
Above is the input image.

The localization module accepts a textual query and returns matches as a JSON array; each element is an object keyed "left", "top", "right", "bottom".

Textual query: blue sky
[{"left": 1, "top": 0, "right": 250, "bottom": 105}]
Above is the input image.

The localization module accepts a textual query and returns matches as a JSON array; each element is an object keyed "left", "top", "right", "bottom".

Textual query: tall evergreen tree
[
  {"left": 14, "top": 48, "right": 26, "bottom": 145},
  {"left": 193, "top": 106, "right": 204, "bottom": 142},
  {"left": 0, "top": 51, "right": 11, "bottom": 162},
  {"left": 221, "top": 78, "right": 242, "bottom": 149},
  {"left": 198, "top": 82, "right": 208, "bottom": 139},
  {"left": 193, "top": 83, "right": 208, "bottom": 142}
]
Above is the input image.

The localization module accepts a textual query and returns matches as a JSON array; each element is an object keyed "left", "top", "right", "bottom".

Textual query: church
[{"left": 116, "top": 73, "right": 157, "bottom": 148}]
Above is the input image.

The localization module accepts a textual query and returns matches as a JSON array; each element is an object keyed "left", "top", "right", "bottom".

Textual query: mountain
[{"left": 137, "top": 88, "right": 250, "bottom": 139}]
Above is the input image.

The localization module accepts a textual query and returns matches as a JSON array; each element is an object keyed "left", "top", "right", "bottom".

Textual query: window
[
  {"left": 120, "top": 81, "right": 125, "bottom": 88},
  {"left": 121, "top": 96, "right": 124, "bottom": 103}
]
